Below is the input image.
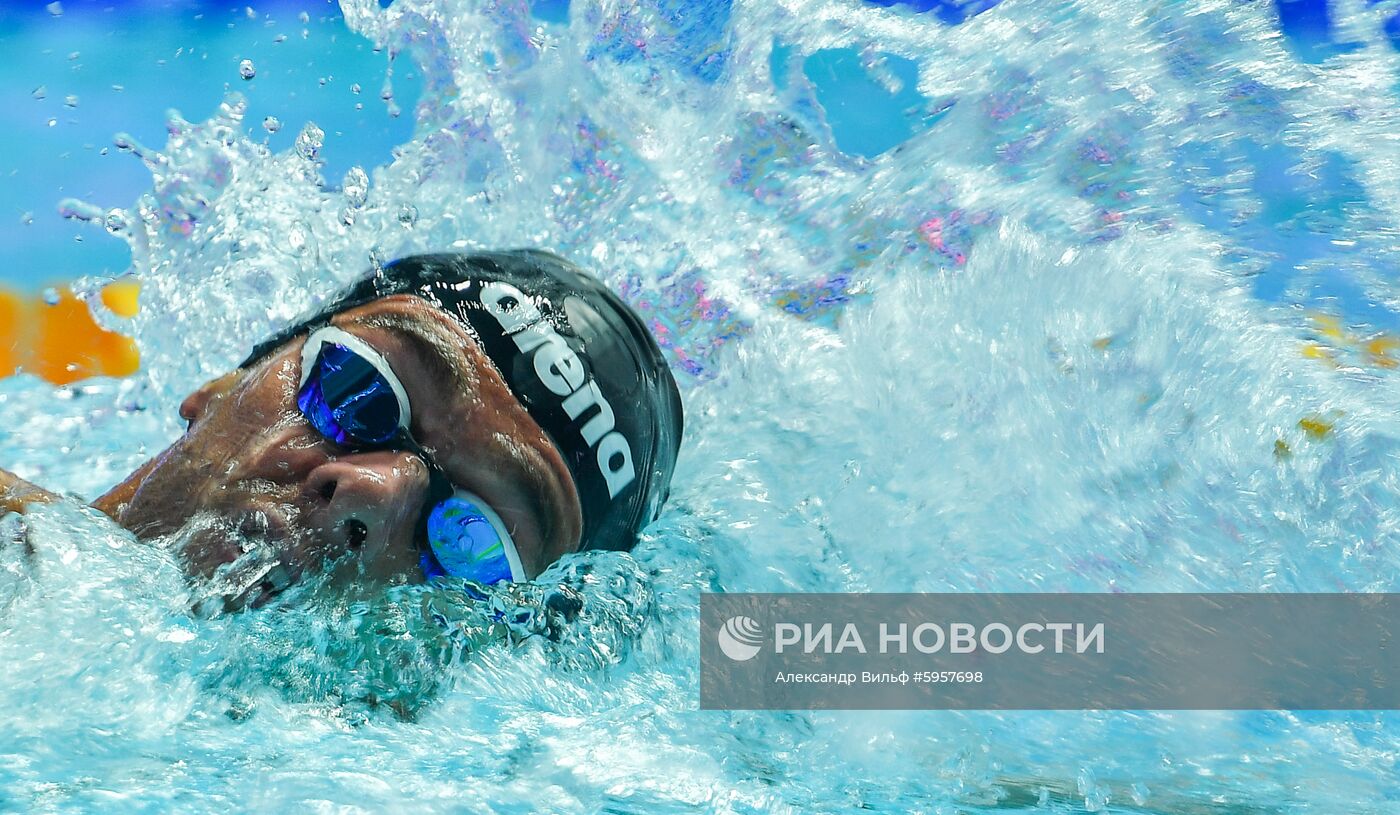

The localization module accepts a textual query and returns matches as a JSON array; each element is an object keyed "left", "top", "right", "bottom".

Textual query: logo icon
[{"left": 718, "top": 615, "right": 764, "bottom": 661}]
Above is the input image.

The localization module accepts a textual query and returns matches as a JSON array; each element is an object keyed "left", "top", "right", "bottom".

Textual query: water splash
[{"left": 5, "top": 0, "right": 1400, "bottom": 810}]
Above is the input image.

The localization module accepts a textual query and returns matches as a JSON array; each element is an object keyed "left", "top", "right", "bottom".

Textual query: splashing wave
[{"left": 5, "top": 0, "right": 1400, "bottom": 810}]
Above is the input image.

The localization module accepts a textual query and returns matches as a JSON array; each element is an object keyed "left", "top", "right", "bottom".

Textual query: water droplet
[
  {"left": 298, "top": 11, "right": 309, "bottom": 23},
  {"left": 238, "top": 59, "right": 256, "bottom": 80},
  {"left": 244, "top": 6, "right": 256, "bottom": 19},
  {"left": 274, "top": 33, "right": 286, "bottom": 43},
  {"left": 342, "top": 166, "right": 369, "bottom": 208},
  {"left": 20, "top": 212, "right": 33, "bottom": 225},
  {"left": 1130, "top": 783, "right": 1149, "bottom": 806},
  {"left": 397, "top": 204, "right": 418, "bottom": 228},
  {"left": 217, "top": 93, "right": 247, "bottom": 122},
  {"left": 318, "top": 77, "right": 328, "bottom": 87},
  {"left": 111, "top": 84, "right": 125, "bottom": 92},
  {"left": 64, "top": 95, "right": 78, "bottom": 108},
  {"left": 104, "top": 209, "right": 129, "bottom": 235},
  {"left": 350, "top": 83, "right": 361, "bottom": 95},
  {"left": 42, "top": 288, "right": 60, "bottom": 306},
  {"left": 45, "top": 2, "right": 62, "bottom": 16},
  {"left": 67, "top": 51, "right": 79, "bottom": 61},
  {"left": 32, "top": 86, "right": 46, "bottom": 101},
  {"left": 294, "top": 122, "right": 324, "bottom": 161},
  {"left": 262, "top": 115, "right": 281, "bottom": 133},
  {"left": 287, "top": 225, "right": 308, "bottom": 255},
  {"left": 46, "top": 118, "right": 57, "bottom": 128}
]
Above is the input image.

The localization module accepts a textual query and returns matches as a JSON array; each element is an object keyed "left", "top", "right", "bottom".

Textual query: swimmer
[{"left": 0, "top": 250, "right": 683, "bottom": 609}]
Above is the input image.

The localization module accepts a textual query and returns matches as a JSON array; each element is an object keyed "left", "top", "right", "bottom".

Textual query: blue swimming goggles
[{"left": 295, "top": 326, "right": 526, "bottom": 585}]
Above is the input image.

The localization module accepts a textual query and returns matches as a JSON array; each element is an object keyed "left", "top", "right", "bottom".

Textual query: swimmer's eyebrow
[
  {"left": 377, "top": 320, "right": 467, "bottom": 394},
  {"left": 338, "top": 315, "right": 470, "bottom": 417}
]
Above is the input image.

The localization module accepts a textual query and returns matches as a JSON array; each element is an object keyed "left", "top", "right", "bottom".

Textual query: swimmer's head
[{"left": 94, "top": 250, "right": 683, "bottom": 609}]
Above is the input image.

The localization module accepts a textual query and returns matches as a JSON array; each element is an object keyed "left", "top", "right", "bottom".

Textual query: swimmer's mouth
[
  {"left": 240, "top": 521, "right": 368, "bottom": 610},
  {"left": 177, "top": 506, "right": 300, "bottom": 614},
  {"left": 201, "top": 554, "right": 302, "bottom": 615},
  {"left": 181, "top": 510, "right": 373, "bottom": 614},
  {"left": 247, "top": 562, "right": 299, "bottom": 610},
  {"left": 228, "top": 508, "right": 300, "bottom": 610}
]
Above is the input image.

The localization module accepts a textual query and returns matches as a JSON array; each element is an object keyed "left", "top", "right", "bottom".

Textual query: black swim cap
[{"left": 243, "top": 250, "right": 684, "bottom": 552}]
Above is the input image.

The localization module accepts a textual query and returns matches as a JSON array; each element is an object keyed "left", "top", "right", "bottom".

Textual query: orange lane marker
[
  {"left": 0, "top": 290, "right": 22, "bottom": 378},
  {"left": 0, "top": 281, "right": 140, "bottom": 385}
]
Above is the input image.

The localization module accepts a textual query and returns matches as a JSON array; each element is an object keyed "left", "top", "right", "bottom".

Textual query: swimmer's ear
[{"left": 179, "top": 372, "right": 239, "bottom": 426}]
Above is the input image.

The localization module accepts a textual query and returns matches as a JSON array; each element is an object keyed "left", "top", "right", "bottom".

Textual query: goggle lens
[
  {"left": 297, "top": 342, "right": 403, "bottom": 446},
  {"left": 425, "top": 495, "right": 520, "bottom": 584}
]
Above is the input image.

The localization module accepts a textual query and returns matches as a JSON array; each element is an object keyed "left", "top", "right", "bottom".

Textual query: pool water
[{"left": 4, "top": 0, "right": 1400, "bottom": 811}]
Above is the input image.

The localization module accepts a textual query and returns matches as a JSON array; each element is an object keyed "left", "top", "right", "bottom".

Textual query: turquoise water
[{"left": 5, "top": 0, "right": 1400, "bottom": 811}]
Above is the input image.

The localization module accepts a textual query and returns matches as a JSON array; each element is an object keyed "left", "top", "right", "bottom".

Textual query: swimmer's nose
[
  {"left": 303, "top": 450, "right": 430, "bottom": 571},
  {"left": 179, "top": 371, "right": 239, "bottom": 426}
]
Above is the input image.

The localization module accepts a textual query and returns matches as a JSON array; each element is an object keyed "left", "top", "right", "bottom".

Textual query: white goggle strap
[{"left": 453, "top": 489, "right": 526, "bottom": 582}]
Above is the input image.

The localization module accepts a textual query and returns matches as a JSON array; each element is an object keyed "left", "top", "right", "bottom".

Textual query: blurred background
[
  {"left": 0, "top": 0, "right": 1390, "bottom": 383},
  {"left": 0, "top": 0, "right": 423, "bottom": 382}
]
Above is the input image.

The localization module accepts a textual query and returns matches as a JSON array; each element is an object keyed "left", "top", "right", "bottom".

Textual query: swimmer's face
[{"left": 93, "top": 295, "right": 584, "bottom": 609}]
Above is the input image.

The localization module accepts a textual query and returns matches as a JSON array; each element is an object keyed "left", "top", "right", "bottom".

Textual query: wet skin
[
  {"left": 0, "top": 470, "right": 55, "bottom": 515},
  {"left": 87, "top": 294, "right": 584, "bottom": 602}
]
